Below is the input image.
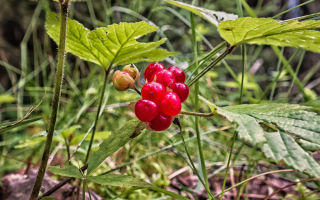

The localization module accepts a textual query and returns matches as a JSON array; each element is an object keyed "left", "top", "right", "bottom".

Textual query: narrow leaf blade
[
  {"left": 48, "top": 165, "right": 83, "bottom": 178},
  {"left": 87, "top": 119, "right": 145, "bottom": 174},
  {"left": 87, "top": 174, "right": 150, "bottom": 187}
]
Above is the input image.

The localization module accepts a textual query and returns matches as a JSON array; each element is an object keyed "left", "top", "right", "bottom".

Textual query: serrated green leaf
[
  {"left": 166, "top": 0, "right": 238, "bottom": 27},
  {"left": 263, "top": 131, "right": 320, "bottom": 177},
  {"left": 87, "top": 119, "right": 145, "bottom": 174},
  {"left": 218, "top": 17, "right": 320, "bottom": 53},
  {"left": 87, "top": 174, "right": 151, "bottom": 187},
  {"left": 201, "top": 97, "right": 320, "bottom": 177},
  {"left": 46, "top": 12, "right": 176, "bottom": 68},
  {"left": 48, "top": 165, "right": 83, "bottom": 178}
]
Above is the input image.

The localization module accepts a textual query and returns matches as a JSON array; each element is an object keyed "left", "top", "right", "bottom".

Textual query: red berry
[
  {"left": 135, "top": 99, "right": 159, "bottom": 122},
  {"left": 168, "top": 66, "right": 186, "bottom": 83},
  {"left": 148, "top": 114, "right": 173, "bottom": 131},
  {"left": 154, "top": 70, "right": 175, "bottom": 88},
  {"left": 160, "top": 92, "right": 181, "bottom": 116},
  {"left": 144, "top": 62, "right": 165, "bottom": 82},
  {"left": 171, "top": 82, "right": 189, "bottom": 102},
  {"left": 141, "top": 82, "right": 165, "bottom": 104}
]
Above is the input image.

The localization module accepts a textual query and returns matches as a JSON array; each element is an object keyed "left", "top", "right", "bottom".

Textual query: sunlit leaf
[
  {"left": 218, "top": 17, "right": 320, "bottom": 53},
  {"left": 166, "top": 0, "right": 238, "bottom": 26},
  {"left": 46, "top": 12, "right": 176, "bottom": 68},
  {"left": 0, "top": 94, "right": 15, "bottom": 104}
]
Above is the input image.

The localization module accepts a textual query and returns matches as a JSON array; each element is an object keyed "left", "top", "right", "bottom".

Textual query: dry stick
[
  {"left": 264, "top": 177, "right": 320, "bottom": 200},
  {"left": 29, "top": 1, "right": 69, "bottom": 199},
  {"left": 212, "top": 169, "right": 295, "bottom": 198}
]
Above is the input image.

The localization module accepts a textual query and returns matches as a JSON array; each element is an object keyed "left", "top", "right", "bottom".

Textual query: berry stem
[
  {"left": 179, "top": 111, "right": 215, "bottom": 117},
  {"left": 187, "top": 45, "right": 235, "bottom": 88},
  {"left": 29, "top": 1, "right": 69, "bottom": 199},
  {"left": 131, "top": 84, "right": 141, "bottom": 95}
]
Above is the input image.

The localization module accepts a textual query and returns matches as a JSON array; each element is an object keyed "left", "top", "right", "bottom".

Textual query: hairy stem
[{"left": 29, "top": 1, "right": 69, "bottom": 199}]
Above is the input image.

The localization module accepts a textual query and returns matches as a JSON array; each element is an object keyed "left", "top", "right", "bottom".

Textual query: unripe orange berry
[
  {"left": 123, "top": 64, "right": 139, "bottom": 80},
  {"left": 112, "top": 70, "right": 135, "bottom": 91}
]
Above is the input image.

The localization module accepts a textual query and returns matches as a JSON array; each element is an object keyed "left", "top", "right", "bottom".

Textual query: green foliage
[
  {"left": 166, "top": 0, "right": 238, "bottom": 26},
  {"left": 284, "top": 182, "right": 320, "bottom": 200},
  {"left": 202, "top": 97, "right": 320, "bottom": 177},
  {"left": 87, "top": 174, "right": 151, "bottom": 187},
  {"left": 87, "top": 119, "right": 145, "bottom": 174},
  {"left": 0, "top": 94, "right": 15, "bottom": 104},
  {"left": 45, "top": 12, "right": 175, "bottom": 68},
  {"left": 218, "top": 18, "right": 320, "bottom": 53},
  {"left": 48, "top": 165, "right": 83, "bottom": 178}
]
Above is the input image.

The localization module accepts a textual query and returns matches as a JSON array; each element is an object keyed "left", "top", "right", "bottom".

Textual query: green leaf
[
  {"left": 46, "top": 12, "right": 175, "bottom": 68},
  {"left": 41, "top": 197, "right": 55, "bottom": 200},
  {"left": 88, "top": 174, "right": 151, "bottom": 187},
  {"left": 166, "top": 0, "right": 238, "bottom": 27},
  {"left": 0, "top": 94, "right": 15, "bottom": 104},
  {"left": 60, "top": 125, "right": 80, "bottom": 138},
  {"left": 70, "top": 131, "right": 111, "bottom": 145},
  {"left": 87, "top": 119, "right": 145, "bottom": 174},
  {"left": 48, "top": 165, "right": 83, "bottom": 178},
  {"left": 201, "top": 97, "right": 320, "bottom": 177},
  {"left": 218, "top": 17, "right": 320, "bottom": 53}
]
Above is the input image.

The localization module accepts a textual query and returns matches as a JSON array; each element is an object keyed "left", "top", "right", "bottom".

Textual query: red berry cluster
[{"left": 135, "top": 63, "right": 189, "bottom": 131}]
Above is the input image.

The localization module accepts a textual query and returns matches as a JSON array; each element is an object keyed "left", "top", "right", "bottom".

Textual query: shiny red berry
[
  {"left": 160, "top": 92, "right": 181, "bottom": 116},
  {"left": 171, "top": 82, "right": 189, "bottom": 102},
  {"left": 168, "top": 66, "right": 186, "bottom": 83},
  {"left": 148, "top": 114, "right": 173, "bottom": 131},
  {"left": 141, "top": 82, "right": 165, "bottom": 104},
  {"left": 155, "top": 70, "right": 175, "bottom": 88},
  {"left": 144, "top": 62, "right": 165, "bottom": 82},
  {"left": 134, "top": 99, "right": 159, "bottom": 122}
]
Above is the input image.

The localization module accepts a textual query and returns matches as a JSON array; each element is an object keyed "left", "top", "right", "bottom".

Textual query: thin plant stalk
[
  {"left": 84, "top": 67, "right": 111, "bottom": 163},
  {"left": 220, "top": 1, "right": 243, "bottom": 199},
  {"left": 187, "top": 46, "right": 234, "bottom": 87},
  {"left": 190, "top": 12, "right": 213, "bottom": 199},
  {"left": 29, "top": 1, "right": 70, "bottom": 199},
  {"left": 220, "top": 132, "right": 237, "bottom": 200}
]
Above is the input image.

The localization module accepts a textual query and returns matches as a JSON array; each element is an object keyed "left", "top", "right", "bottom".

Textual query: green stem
[
  {"left": 190, "top": 12, "right": 213, "bottom": 199},
  {"left": 220, "top": 1, "right": 242, "bottom": 199},
  {"left": 188, "top": 45, "right": 235, "bottom": 87},
  {"left": 272, "top": 46, "right": 309, "bottom": 101},
  {"left": 220, "top": 132, "right": 237, "bottom": 200},
  {"left": 84, "top": 67, "right": 111, "bottom": 163},
  {"left": 29, "top": 1, "right": 69, "bottom": 200},
  {"left": 179, "top": 111, "right": 215, "bottom": 117},
  {"left": 239, "top": 44, "right": 246, "bottom": 104}
]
